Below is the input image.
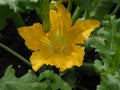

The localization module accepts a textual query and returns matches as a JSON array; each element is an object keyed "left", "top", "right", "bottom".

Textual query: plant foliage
[
  {"left": 0, "top": 0, "right": 43, "bottom": 30},
  {"left": 0, "top": 65, "right": 72, "bottom": 90},
  {"left": 86, "top": 16, "right": 120, "bottom": 90},
  {"left": 1, "top": 0, "right": 120, "bottom": 90}
]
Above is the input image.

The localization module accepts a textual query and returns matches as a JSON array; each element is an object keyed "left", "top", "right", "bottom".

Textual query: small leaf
[
  {"left": 88, "top": 15, "right": 120, "bottom": 90},
  {"left": 0, "top": 66, "right": 72, "bottom": 90},
  {"left": 0, "top": 0, "right": 43, "bottom": 30},
  {"left": 38, "top": 70, "right": 72, "bottom": 90},
  {"left": 92, "top": 0, "right": 115, "bottom": 19},
  {"left": 97, "top": 70, "right": 120, "bottom": 90},
  {"left": 0, "top": 0, "right": 40, "bottom": 12},
  {"left": 0, "top": 65, "right": 42, "bottom": 90},
  {"left": 72, "top": 0, "right": 92, "bottom": 11},
  {"left": 61, "top": 69, "right": 77, "bottom": 87}
]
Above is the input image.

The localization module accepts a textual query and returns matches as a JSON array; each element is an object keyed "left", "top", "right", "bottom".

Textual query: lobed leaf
[
  {"left": 0, "top": 65, "right": 72, "bottom": 90},
  {"left": 0, "top": 0, "right": 40, "bottom": 12},
  {"left": 38, "top": 70, "right": 72, "bottom": 90},
  {"left": 92, "top": 0, "right": 115, "bottom": 19},
  {"left": 97, "top": 70, "right": 120, "bottom": 90},
  {"left": 0, "top": 0, "right": 43, "bottom": 30},
  {"left": 86, "top": 15, "right": 120, "bottom": 90},
  {"left": 72, "top": 0, "right": 92, "bottom": 11}
]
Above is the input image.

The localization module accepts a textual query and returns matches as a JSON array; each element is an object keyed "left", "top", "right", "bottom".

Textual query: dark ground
[{"left": 0, "top": 10, "right": 100, "bottom": 90}]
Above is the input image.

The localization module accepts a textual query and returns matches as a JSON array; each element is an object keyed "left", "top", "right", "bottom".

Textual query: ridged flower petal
[
  {"left": 56, "top": 4, "right": 72, "bottom": 29},
  {"left": 49, "top": 4, "right": 72, "bottom": 41},
  {"left": 30, "top": 44, "right": 84, "bottom": 72},
  {"left": 69, "top": 19, "right": 100, "bottom": 44},
  {"left": 18, "top": 23, "right": 50, "bottom": 51}
]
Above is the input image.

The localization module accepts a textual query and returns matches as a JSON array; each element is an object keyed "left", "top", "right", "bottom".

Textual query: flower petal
[
  {"left": 18, "top": 23, "right": 50, "bottom": 51},
  {"left": 56, "top": 4, "right": 72, "bottom": 28},
  {"left": 50, "top": 10, "right": 64, "bottom": 39},
  {"left": 30, "top": 51, "right": 48, "bottom": 71},
  {"left": 81, "top": 20, "right": 100, "bottom": 39},
  {"left": 69, "top": 19, "right": 100, "bottom": 44},
  {"left": 61, "top": 45, "right": 85, "bottom": 71},
  {"left": 30, "top": 45, "right": 84, "bottom": 72},
  {"left": 49, "top": 4, "right": 72, "bottom": 40},
  {"left": 30, "top": 40, "right": 55, "bottom": 71}
]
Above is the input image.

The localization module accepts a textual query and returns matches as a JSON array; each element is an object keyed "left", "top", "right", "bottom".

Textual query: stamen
[{"left": 54, "top": 42, "right": 64, "bottom": 53}]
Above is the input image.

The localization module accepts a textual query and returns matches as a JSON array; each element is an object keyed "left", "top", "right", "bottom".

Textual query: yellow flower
[{"left": 18, "top": 4, "right": 100, "bottom": 72}]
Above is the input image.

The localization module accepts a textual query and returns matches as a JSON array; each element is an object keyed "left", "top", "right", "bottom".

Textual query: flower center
[{"left": 54, "top": 42, "right": 64, "bottom": 53}]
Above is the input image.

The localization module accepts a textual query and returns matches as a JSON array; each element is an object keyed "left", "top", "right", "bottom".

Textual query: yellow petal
[
  {"left": 49, "top": 4, "right": 72, "bottom": 39},
  {"left": 30, "top": 51, "right": 48, "bottom": 71},
  {"left": 71, "top": 19, "right": 100, "bottom": 36},
  {"left": 56, "top": 4, "right": 72, "bottom": 29},
  {"left": 50, "top": 10, "right": 64, "bottom": 39},
  {"left": 18, "top": 23, "right": 50, "bottom": 51},
  {"left": 60, "top": 45, "right": 84, "bottom": 71},
  {"left": 30, "top": 44, "right": 84, "bottom": 72},
  {"left": 75, "top": 19, "right": 100, "bottom": 39},
  {"left": 81, "top": 20, "right": 100, "bottom": 39},
  {"left": 69, "top": 19, "right": 100, "bottom": 44}
]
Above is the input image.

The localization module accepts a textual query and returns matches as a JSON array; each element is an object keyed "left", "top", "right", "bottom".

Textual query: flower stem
[
  {"left": 81, "top": 62, "right": 96, "bottom": 74},
  {"left": 67, "top": 0, "right": 72, "bottom": 12},
  {"left": 111, "top": 4, "right": 120, "bottom": 15},
  {"left": 43, "top": 0, "right": 50, "bottom": 32},
  {"left": 72, "top": 6, "right": 82, "bottom": 23},
  {"left": 0, "top": 43, "right": 31, "bottom": 67}
]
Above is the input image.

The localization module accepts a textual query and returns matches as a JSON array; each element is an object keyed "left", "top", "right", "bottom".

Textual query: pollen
[{"left": 54, "top": 42, "right": 64, "bottom": 53}]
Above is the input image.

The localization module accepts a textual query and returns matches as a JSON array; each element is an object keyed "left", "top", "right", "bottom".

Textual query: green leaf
[
  {"left": 0, "top": 0, "right": 43, "bottom": 30},
  {"left": 0, "top": 0, "right": 40, "bottom": 12},
  {"left": 0, "top": 65, "right": 41, "bottom": 90},
  {"left": 91, "top": 0, "right": 115, "bottom": 19},
  {"left": 34, "top": 0, "right": 43, "bottom": 22},
  {"left": 72, "top": 0, "right": 92, "bottom": 11},
  {"left": 0, "top": 6, "right": 12, "bottom": 29},
  {"left": 86, "top": 15, "right": 120, "bottom": 90},
  {"left": 60, "top": 69, "right": 77, "bottom": 88},
  {"left": 12, "top": 13, "right": 25, "bottom": 28},
  {"left": 38, "top": 70, "right": 72, "bottom": 90},
  {"left": 0, "top": 6, "right": 24, "bottom": 30},
  {"left": 88, "top": 15, "right": 120, "bottom": 70},
  {"left": 0, "top": 65, "right": 72, "bottom": 90},
  {"left": 93, "top": 60, "right": 104, "bottom": 73},
  {"left": 97, "top": 70, "right": 120, "bottom": 90},
  {"left": 115, "top": 0, "right": 120, "bottom": 4}
]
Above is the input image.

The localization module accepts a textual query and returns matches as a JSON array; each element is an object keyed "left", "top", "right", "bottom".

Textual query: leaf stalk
[{"left": 0, "top": 43, "right": 31, "bottom": 67}]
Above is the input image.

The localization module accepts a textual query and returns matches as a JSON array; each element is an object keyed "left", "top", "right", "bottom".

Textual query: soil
[{"left": 0, "top": 10, "right": 39, "bottom": 77}]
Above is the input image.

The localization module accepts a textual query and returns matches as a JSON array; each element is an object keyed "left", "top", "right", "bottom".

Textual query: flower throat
[{"left": 54, "top": 42, "right": 64, "bottom": 53}]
